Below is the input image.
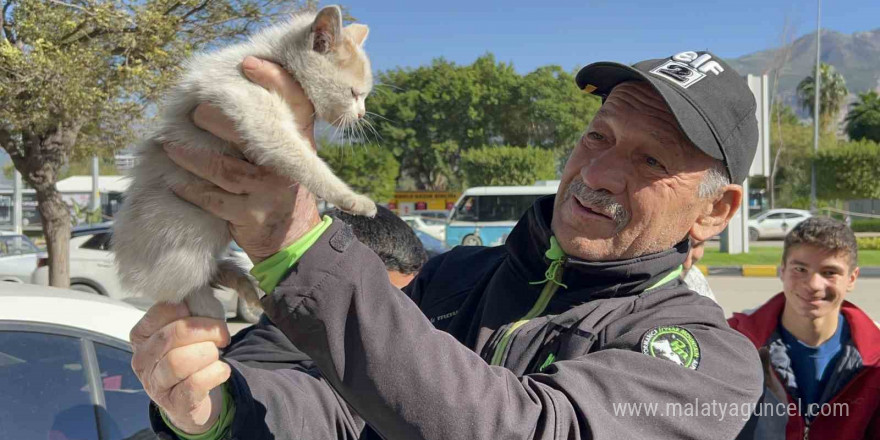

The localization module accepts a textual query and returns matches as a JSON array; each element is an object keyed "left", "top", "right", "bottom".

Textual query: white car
[
  {"left": 0, "top": 232, "right": 44, "bottom": 283},
  {"left": 31, "top": 228, "right": 262, "bottom": 323},
  {"left": 748, "top": 209, "right": 812, "bottom": 241},
  {"left": 400, "top": 215, "right": 446, "bottom": 241},
  {"left": 0, "top": 283, "right": 159, "bottom": 439}
]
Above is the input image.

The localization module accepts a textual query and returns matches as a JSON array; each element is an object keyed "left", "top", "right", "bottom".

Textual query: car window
[
  {"left": 475, "top": 195, "right": 541, "bottom": 222},
  {"left": 0, "top": 235, "right": 39, "bottom": 256},
  {"left": 784, "top": 213, "right": 804, "bottom": 220},
  {"left": 765, "top": 213, "right": 785, "bottom": 220},
  {"left": 93, "top": 343, "right": 158, "bottom": 440},
  {"left": 419, "top": 217, "right": 445, "bottom": 226},
  {"left": 0, "top": 331, "right": 99, "bottom": 440},
  {"left": 81, "top": 232, "right": 112, "bottom": 251},
  {"left": 452, "top": 196, "right": 478, "bottom": 222}
]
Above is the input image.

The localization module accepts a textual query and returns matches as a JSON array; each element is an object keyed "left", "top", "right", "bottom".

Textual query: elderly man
[{"left": 131, "top": 51, "right": 763, "bottom": 439}]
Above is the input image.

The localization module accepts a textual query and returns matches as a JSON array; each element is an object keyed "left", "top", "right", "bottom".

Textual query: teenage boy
[{"left": 729, "top": 217, "right": 880, "bottom": 439}]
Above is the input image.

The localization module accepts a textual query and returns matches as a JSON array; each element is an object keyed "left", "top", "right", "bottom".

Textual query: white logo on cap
[{"left": 649, "top": 51, "right": 725, "bottom": 89}]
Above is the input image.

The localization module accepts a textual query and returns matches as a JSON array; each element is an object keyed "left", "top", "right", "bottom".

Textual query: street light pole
[{"left": 810, "top": 0, "right": 821, "bottom": 212}]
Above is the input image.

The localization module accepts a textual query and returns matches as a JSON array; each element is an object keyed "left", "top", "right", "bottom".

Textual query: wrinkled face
[
  {"left": 551, "top": 81, "right": 720, "bottom": 261},
  {"left": 781, "top": 244, "right": 858, "bottom": 320}
]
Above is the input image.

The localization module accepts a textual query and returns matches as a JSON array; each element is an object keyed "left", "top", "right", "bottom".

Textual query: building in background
[
  {"left": 387, "top": 191, "right": 461, "bottom": 216},
  {"left": 0, "top": 176, "right": 129, "bottom": 231}
]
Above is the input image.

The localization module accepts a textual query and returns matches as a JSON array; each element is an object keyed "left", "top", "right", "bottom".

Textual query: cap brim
[{"left": 576, "top": 62, "right": 727, "bottom": 165}]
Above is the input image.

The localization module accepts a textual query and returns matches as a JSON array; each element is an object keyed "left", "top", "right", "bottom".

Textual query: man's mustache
[{"left": 564, "top": 179, "right": 630, "bottom": 231}]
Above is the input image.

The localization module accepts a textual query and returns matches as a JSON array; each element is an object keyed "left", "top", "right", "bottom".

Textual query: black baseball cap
[{"left": 575, "top": 51, "right": 758, "bottom": 184}]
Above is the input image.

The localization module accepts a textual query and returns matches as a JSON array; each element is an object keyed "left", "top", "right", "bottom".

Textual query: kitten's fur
[{"left": 113, "top": 6, "right": 374, "bottom": 320}]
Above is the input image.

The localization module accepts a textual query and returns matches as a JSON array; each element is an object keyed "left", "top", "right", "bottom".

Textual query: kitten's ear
[
  {"left": 311, "top": 5, "right": 343, "bottom": 54},
  {"left": 345, "top": 24, "right": 369, "bottom": 47}
]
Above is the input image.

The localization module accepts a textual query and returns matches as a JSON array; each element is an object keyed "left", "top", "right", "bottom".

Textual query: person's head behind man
[
  {"left": 325, "top": 204, "right": 428, "bottom": 288},
  {"left": 780, "top": 217, "right": 860, "bottom": 322},
  {"left": 552, "top": 51, "right": 758, "bottom": 262}
]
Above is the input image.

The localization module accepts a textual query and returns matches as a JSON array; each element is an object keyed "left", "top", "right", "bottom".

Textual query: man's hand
[
  {"left": 130, "top": 303, "right": 232, "bottom": 434},
  {"left": 167, "top": 56, "right": 321, "bottom": 263}
]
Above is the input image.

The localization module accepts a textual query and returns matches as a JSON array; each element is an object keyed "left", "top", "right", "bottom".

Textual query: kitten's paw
[{"left": 339, "top": 194, "right": 377, "bottom": 217}]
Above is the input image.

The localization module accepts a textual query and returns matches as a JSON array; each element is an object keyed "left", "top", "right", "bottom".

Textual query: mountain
[{"left": 727, "top": 28, "right": 880, "bottom": 112}]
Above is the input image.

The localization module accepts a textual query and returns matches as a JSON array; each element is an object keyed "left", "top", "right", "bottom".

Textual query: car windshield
[
  {"left": 0, "top": 235, "right": 39, "bottom": 256},
  {"left": 419, "top": 217, "right": 445, "bottom": 226},
  {"left": 452, "top": 195, "right": 543, "bottom": 222}
]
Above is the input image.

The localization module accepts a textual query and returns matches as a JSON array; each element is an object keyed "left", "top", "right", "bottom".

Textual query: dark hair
[
  {"left": 325, "top": 205, "right": 428, "bottom": 274},
  {"left": 782, "top": 216, "right": 858, "bottom": 270}
]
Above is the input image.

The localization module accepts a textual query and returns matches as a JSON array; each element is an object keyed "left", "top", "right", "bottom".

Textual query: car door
[
  {"left": 73, "top": 233, "right": 125, "bottom": 298},
  {"left": 781, "top": 213, "right": 807, "bottom": 236},
  {"left": 759, "top": 212, "right": 787, "bottom": 238},
  {"left": 0, "top": 323, "right": 158, "bottom": 440}
]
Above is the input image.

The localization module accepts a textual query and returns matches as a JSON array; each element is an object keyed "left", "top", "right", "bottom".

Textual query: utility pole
[
  {"left": 90, "top": 155, "right": 100, "bottom": 224},
  {"left": 13, "top": 169, "right": 22, "bottom": 235},
  {"left": 810, "top": 0, "right": 821, "bottom": 212}
]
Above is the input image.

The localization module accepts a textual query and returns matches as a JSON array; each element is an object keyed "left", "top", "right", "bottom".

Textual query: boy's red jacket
[{"left": 728, "top": 293, "right": 880, "bottom": 439}]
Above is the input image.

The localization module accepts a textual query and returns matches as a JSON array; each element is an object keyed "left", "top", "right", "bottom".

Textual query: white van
[{"left": 445, "top": 181, "right": 559, "bottom": 247}]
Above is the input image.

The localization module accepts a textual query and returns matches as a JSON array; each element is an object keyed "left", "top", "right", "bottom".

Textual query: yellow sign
[{"left": 387, "top": 191, "right": 461, "bottom": 214}]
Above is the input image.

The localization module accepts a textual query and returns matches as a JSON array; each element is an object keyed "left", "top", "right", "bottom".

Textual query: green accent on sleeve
[
  {"left": 250, "top": 216, "right": 334, "bottom": 294},
  {"left": 538, "top": 352, "right": 556, "bottom": 372},
  {"left": 160, "top": 383, "right": 235, "bottom": 440}
]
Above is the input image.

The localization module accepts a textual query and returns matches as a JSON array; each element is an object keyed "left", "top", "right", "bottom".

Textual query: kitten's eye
[
  {"left": 351, "top": 88, "right": 358, "bottom": 98},
  {"left": 586, "top": 131, "right": 604, "bottom": 141}
]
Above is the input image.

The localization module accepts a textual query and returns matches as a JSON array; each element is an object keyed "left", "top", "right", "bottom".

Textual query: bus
[{"left": 445, "top": 181, "right": 559, "bottom": 248}]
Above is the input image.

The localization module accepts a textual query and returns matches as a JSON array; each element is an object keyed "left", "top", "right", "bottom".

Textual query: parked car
[
  {"left": 0, "top": 283, "right": 158, "bottom": 439},
  {"left": 0, "top": 232, "right": 45, "bottom": 283},
  {"left": 400, "top": 215, "right": 446, "bottom": 241},
  {"left": 414, "top": 229, "right": 448, "bottom": 259},
  {"left": 413, "top": 210, "right": 451, "bottom": 221},
  {"left": 747, "top": 209, "right": 812, "bottom": 241},
  {"left": 31, "top": 226, "right": 261, "bottom": 323}
]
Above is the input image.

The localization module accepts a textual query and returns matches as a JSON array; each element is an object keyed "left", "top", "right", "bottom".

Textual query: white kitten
[{"left": 113, "top": 5, "right": 375, "bottom": 320}]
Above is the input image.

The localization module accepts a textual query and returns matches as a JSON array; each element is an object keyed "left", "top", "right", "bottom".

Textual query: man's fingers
[
  {"left": 165, "top": 145, "right": 268, "bottom": 195},
  {"left": 132, "top": 317, "right": 230, "bottom": 379},
  {"left": 151, "top": 342, "right": 221, "bottom": 392},
  {"left": 241, "top": 56, "right": 315, "bottom": 127},
  {"left": 130, "top": 302, "right": 191, "bottom": 347},
  {"left": 167, "top": 361, "right": 232, "bottom": 414},
  {"left": 192, "top": 103, "right": 244, "bottom": 145}
]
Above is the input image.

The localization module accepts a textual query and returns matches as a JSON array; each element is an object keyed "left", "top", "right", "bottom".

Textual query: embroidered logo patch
[
  {"left": 641, "top": 326, "right": 701, "bottom": 370},
  {"left": 650, "top": 60, "right": 706, "bottom": 88}
]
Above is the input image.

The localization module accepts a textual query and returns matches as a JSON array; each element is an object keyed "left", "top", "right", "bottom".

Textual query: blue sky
[{"left": 340, "top": 0, "right": 880, "bottom": 74}]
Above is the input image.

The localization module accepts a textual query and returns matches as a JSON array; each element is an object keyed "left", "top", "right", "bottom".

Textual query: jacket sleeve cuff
[
  {"left": 158, "top": 383, "right": 235, "bottom": 440},
  {"left": 250, "top": 215, "right": 333, "bottom": 294}
]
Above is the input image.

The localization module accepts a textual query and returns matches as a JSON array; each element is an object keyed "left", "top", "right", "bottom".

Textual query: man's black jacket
[{"left": 151, "top": 196, "right": 763, "bottom": 439}]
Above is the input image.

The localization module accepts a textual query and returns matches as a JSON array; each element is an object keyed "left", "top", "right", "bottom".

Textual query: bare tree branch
[
  {"left": 59, "top": 19, "right": 91, "bottom": 43},
  {"left": 163, "top": 1, "right": 182, "bottom": 15},
  {"left": 180, "top": 0, "right": 210, "bottom": 21},
  {"left": 46, "top": 0, "right": 95, "bottom": 16}
]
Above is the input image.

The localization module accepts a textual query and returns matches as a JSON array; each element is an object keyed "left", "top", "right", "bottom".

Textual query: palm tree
[
  {"left": 845, "top": 91, "right": 880, "bottom": 143},
  {"left": 796, "top": 63, "right": 849, "bottom": 135}
]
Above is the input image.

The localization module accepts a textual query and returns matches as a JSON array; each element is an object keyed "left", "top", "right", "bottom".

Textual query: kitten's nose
[{"left": 357, "top": 111, "right": 365, "bottom": 119}]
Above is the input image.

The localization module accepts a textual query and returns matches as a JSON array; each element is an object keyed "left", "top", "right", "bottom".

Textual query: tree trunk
[
  {"left": 36, "top": 187, "right": 71, "bottom": 288},
  {"left": 4, "top": 121, "right": 82, "bottom": 288}
]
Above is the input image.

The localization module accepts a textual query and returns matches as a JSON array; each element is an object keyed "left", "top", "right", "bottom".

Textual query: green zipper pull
[{"left": 529, "top": 236, "right": 568, "bottom": 289}]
